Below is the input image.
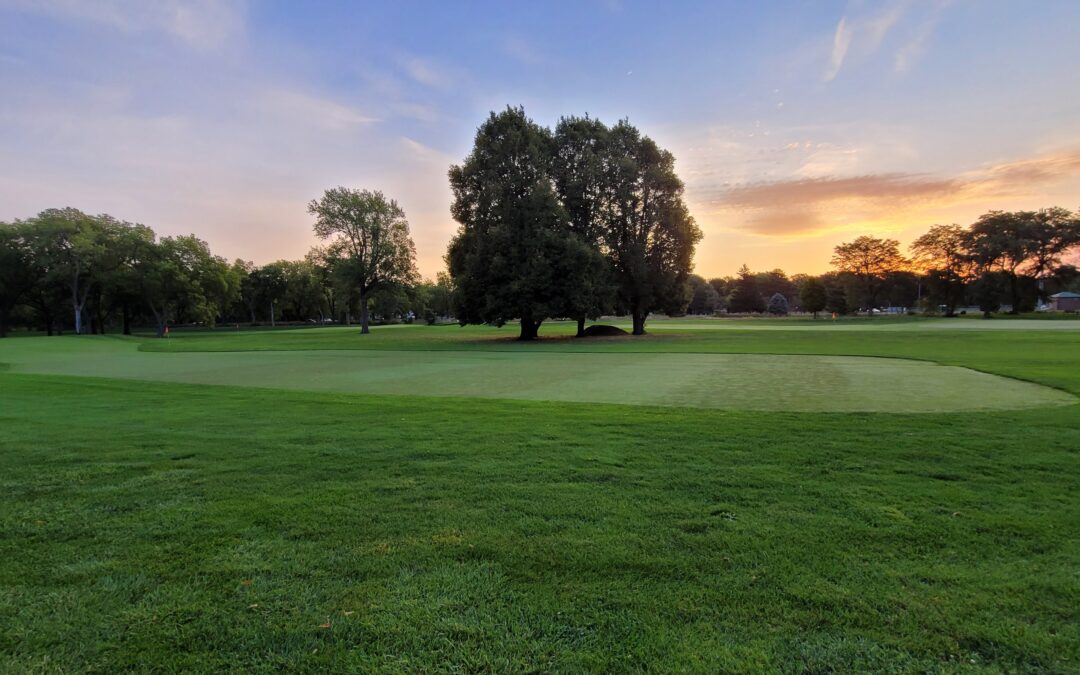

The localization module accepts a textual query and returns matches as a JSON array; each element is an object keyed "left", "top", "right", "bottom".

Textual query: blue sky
[{"left": 2, "top": 0, "right": 1079, "bottom": 277}]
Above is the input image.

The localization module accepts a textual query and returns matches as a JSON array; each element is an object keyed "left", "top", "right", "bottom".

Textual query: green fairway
[
  {"left": 0, "top": 336, "right": 1073, "bottom": 412},
  {"left": 2, "top": 320, "right": 1079, "bottom": 672}
]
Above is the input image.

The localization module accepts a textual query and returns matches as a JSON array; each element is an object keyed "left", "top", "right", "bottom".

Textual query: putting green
[{"left": 1, "top": 336, "right": 1073, "bottom": 412}]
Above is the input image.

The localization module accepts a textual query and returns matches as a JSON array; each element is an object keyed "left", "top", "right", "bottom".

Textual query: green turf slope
[
  {"left": 1, "top": 321, "right": 1078, "bottom": 672},
  {"left": 1, "top": 336, "right": 1073, "bottom": 412}
]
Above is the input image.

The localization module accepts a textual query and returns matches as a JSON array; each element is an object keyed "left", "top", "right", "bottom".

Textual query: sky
[{"left": 2, "top": 0, "right": 1079, "bottom": 279}]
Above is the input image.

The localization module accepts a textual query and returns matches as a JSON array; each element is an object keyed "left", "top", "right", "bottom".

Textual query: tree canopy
[
  {"left": 830, "top": 236, "right": 908, "bottom": 313},
  {"left": 309, "top": 188, "right": 418, "bottom": 333}
]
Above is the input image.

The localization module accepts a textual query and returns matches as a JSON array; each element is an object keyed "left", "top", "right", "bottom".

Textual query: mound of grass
[{"left": 580, "top": 324, "right": 629, "bottom": 337}]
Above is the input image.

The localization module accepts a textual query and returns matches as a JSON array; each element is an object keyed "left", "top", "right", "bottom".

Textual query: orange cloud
[{"left": 706, "top": 149, "right": 1080, "bottom": 238}]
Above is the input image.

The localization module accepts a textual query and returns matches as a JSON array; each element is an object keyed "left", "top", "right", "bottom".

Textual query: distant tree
[
  {"left": 756, "top": 269, "right": 795, "bottom": 301},
  {"left": 252, "top": 263, "right": 287, "bottom": 327},
  {"left": 309, "top": 187, "right": 418, "bottom": 334},
  {"left": 447, "top": 107, "right": 599, "bottom": 340},
  {"left": 278, "top": 259, "right": 326, "bottom": 321},
  {"left": 29, "top": 208, "right": 114, "bottom": 334},
  {"left": 909, "top": 224, "right": 974, "bottom": 316},
  {"left": 232, "top": 260, "right": 258, "bottom": 324},
  {"left": 0, "top": 222, "right": 35, "bottom": 337},
  {"left": 766, "top": 292, "right": 789, "bottom": 316},
  {"left": 0, "top": 223, "right": 31, "bottom": 336},
  {"left": 830, "top": 236, "right": 907, "bottom": 314},
  {"left": 799, "top": 276, "right": 827, "bottom": 318},
  {"left": 134, "top": 235, "right": 225, "bottom": 336},
  {"left": 825, "top": 280, "right": 848, "bottom": 315},
  {"left": 304, "top": 247, "right": 339, "bottom": 322},
  {"left": 1025, "top": 207, "right": 1080, "bottom": 280},
  {"left": 728, "top": 265, "right": 765, "bottom": 313},
  {"left": 972, "top": 271, "right": 1003, "bottom": 318},
  {"left": 964, "top": 211, "right": 1042, "bottom": 312},
  {"left": 884, "top": 271, "right": 920, "bottom": 311},
  {"left": 708, "top": 277, "right": 732, "bottom": 310},
  {"left": 686, "top": 274, "right": 720, "bottom": 314}
]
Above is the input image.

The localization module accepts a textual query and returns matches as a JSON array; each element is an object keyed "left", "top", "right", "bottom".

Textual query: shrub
[{"left": 767, "top": 293, "right": 789, "bottom": 316}]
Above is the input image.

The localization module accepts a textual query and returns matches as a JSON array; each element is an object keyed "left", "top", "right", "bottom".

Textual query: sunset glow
[{"left": 2, "top": 0, "right": 1078, "bottom": 277}]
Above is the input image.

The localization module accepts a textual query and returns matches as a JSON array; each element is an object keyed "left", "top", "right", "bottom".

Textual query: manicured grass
[
  {"left": 1, "top": 320, "right": 1078, "bottom": 671},
  {"left": 1, "top": 337, "right": 1073, "bottom": 412}
]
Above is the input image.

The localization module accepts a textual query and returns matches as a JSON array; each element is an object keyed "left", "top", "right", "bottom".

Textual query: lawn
[{"left": 1, "top": 320, "right": 1078, "bottom": 672}]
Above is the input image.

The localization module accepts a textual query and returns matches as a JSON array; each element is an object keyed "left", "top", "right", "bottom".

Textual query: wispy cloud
[
  {"left": 502, "top": 35, "right": 552, "bottom": 67},
  {"left": 260, "top": 88, "right": 378, "bottom": 130},
  {"left": 894, "top": 1, "right": 949, "bottom": 73},
  {"left": 0, "top": 0, "right": 246, "bottom": 50},
  {"left": 825, "top": 17, "right": 853, "bottom": 82},
  {"left": 824, "top": 1, "right": 909, "bottom": 81},
  {"left": 400, "top": 55, "right": 454, "bottom": 90}
]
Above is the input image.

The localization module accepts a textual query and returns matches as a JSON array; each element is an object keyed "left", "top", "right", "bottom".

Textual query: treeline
[
  {"left": 4, "top": 110, "right": 1077, "bottom": 338},
  {"left": 0, "top": 205, "right": 450, "bottom": 338},
  {"left": 683, "top": 208, "right": 1080, "bottom": 317}
]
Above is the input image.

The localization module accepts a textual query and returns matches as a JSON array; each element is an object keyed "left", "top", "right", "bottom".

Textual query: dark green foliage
[
  {"left": 766, "top": 292, "right": 789, "bottom": 316},
  {"left": 826, "top": 281, "right": 849, "bottom": 315},
  {"left": 728, "top": 265, "right": 765, "bottom": 313},
  {"left": 973, "top": 271, "right": 1004, "bottom": 317},
  {"left": 553, "top": 116, "right": 618, "bottom": 335},
  {"left": 755, "top": 269, "right": 795, "bottom": 300},
  {"left": 910, "top": 224, "right": 973, "bottom": 316},
  {"left": 799, "top": 277, "right": 828, "bottom": 318},
  {"left": 448, "top": 108, "right": 604, "bottom": 340},
  {"left": 601, "top": 121, "right": 701, "bottom": 334},
  {"left": 830, "top": 236, "right": 908, "bottom": 313},
  {"left": 309, "top": 188, "right": 418, "bottom": 334},
  {"left": 687, "top": 274, "right": 720, "bottom": 314},
  {"left": 0, "top": 222, "right": 36, "bottom": 338}
]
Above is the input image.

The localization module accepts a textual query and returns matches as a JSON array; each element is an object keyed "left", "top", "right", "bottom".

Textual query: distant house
[{"left": 1049, "top": 291, "right": 1080, "bottom": 311}]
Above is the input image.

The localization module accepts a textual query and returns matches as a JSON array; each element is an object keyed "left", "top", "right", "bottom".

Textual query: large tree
[
  {"left": 309, "top": 188, "right": 418, "bottom": 334},
  {"left": 830, "top": 236, "right": 907, "bottom": 314},
  {"left": 447, "top": 107, "right": 599, "bottom": 340},
  {"left": 553, "top": 116, "right": 617, "bottom": 336},
  {"left": 600, "top": 121, "right": 701, "bottom": 334},
  {"left": 28, "top": 208, "right": 112, "bottom": 334}
]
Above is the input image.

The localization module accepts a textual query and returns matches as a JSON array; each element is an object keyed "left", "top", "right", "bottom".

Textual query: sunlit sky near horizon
[{"left": 2, "top": 0, "right": 1080, "bottom": 279}]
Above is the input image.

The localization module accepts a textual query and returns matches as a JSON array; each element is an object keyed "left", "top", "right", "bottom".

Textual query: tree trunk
[
  {"left": 0, "top": 308, "right": 7, "bottom": 338},
  {"left": 576, "top": 317, "right": 586, "bottom": 337},
  {"left": 74, "top": 305, "right": 82, "bottom": 335},
  {"left": 122, "top": 304, "right": 132, "bottom": 335},
  {"left": 269, "top": 300, "right": 275, "bottom": 328},
  {"left": 249, "top": 308, "right": 256, "bottom": 325},
  {"left": 1007, "top": 273, "right": 1020, "bottom": 314},
  {"left": 518, "top": 317, "right": 541, "bottom": 340},
  {"left": 632, "top": 313, "right": 646, "bottom": 336},
  {"left": 359, "top": 290, "right": 370, "bottom": 334}
]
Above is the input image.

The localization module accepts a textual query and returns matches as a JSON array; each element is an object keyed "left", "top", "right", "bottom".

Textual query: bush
[{"left": 767, "top": 293, "right": 789, "bottom": 316}]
